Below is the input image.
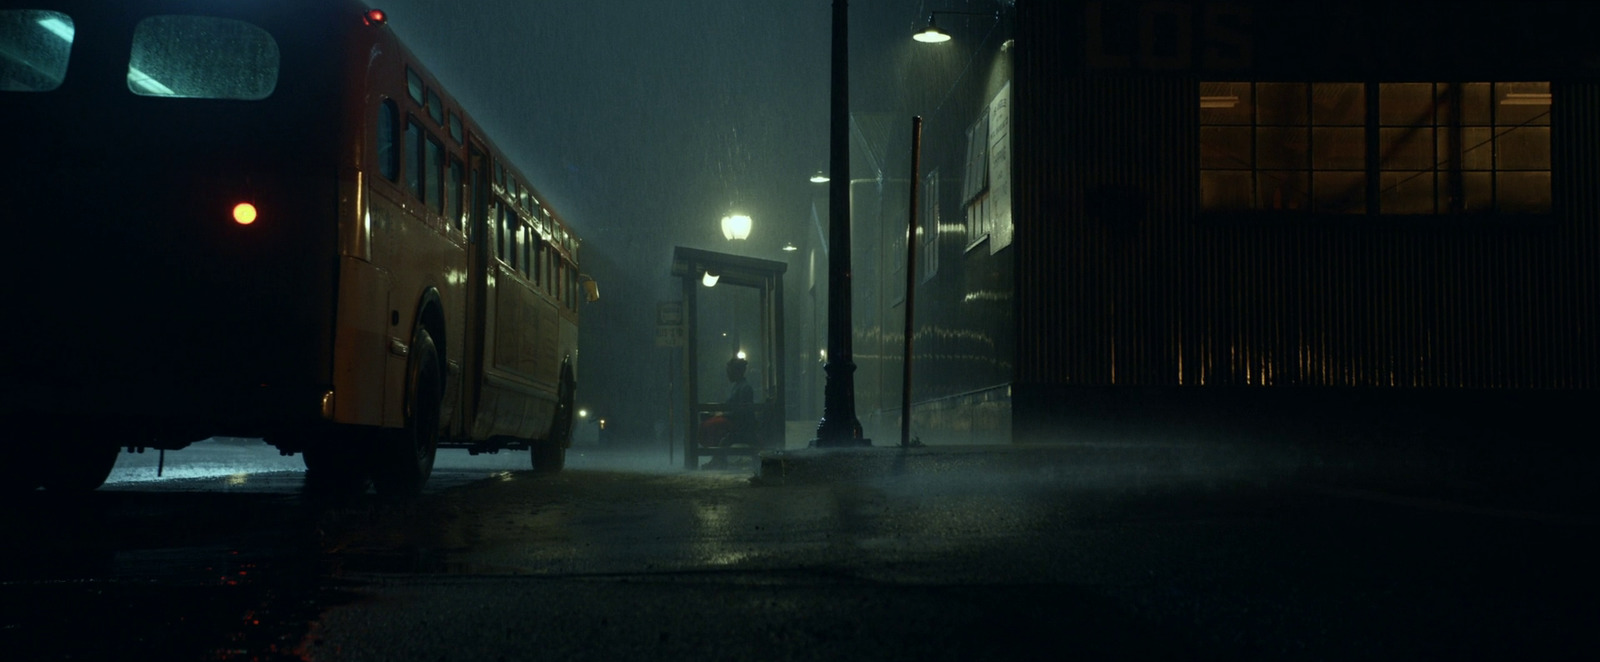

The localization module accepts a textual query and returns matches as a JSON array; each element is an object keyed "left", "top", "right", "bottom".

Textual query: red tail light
[
  {"left": 232, "top": 203, "right": 258, "bottom": 225},
  {"left": 364, "top": 9, "right": 387, "bottom": 26}
]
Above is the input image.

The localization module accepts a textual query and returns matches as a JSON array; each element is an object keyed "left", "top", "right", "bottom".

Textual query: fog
[{"left": 376, "top": 0, "right": 838, "bottom": 444}]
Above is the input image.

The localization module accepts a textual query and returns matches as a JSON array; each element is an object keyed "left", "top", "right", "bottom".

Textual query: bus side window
[
  {"left": 533, "top": 237, "right": 543, "bottom": 288},
  {"left": 504, "top": 206, "right": 516, "bottom": 264},
  {"left": 489, "top": 201, "right": 502, "bottom": 259},
  {"left": 405, "top": 66, "right": 423, "bottom": 105},
  {"left": 524, "top": 227, "right": 537, "bottom": 279},
  {"left": 425, "top": 132, "right": 444, "bottom": 214},
  {"left": 377, "top": 100, "right": 398, "bottom": 181},
  {"left": 405, "top": 119, "right": 423, "bottom": 203},
  {"left": 469, "top": 147, "right": 485, "bottom": 244},
  {"left": 495, "top": 204, "right": 507, "bottom": 262},
  {"left": 449, "top": 156, "right": 465, "bottom": 231},
  {"left": 511, "top": 222, "right": 522, "bottom": 273},
  {"left": 426, "top": 88, "right": 443, "bottom": 125}
]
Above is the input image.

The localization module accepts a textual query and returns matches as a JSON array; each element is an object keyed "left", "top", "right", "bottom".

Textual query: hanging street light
[
  {"left": 912, "top": 10, "right": 998, "bottom": 44},
  {"left": 913, "top": 15, "right": 951, "bottom": 43}
]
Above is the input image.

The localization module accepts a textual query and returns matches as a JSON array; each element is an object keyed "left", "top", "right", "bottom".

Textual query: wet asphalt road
[{"left": 1, "top": 439, "right": 1595, "bottom": 661}]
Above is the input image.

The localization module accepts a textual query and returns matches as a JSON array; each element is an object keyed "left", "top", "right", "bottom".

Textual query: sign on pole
[{"left": 656, "top": 301, "right": 685, "bottom": 347}]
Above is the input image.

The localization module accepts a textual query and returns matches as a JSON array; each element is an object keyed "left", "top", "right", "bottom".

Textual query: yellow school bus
[{"left": 0, "top": 0, "right": 595, "bottom": 493}]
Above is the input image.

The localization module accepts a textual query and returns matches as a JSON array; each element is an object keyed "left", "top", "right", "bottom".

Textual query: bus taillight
[{"left": 232, "top": 203, "right": 258, "bottom": 225}]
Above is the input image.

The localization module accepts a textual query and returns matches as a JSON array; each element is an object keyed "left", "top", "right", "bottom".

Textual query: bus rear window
[
  {"left": 1, "top": 10, "right": 74, "bottom": 92},
  {"left": 127, "top": 16, "right": 278, "bottom": 100}
]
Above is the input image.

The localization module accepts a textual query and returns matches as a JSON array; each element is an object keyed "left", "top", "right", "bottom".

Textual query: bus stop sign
[{"left": 656, "top": 302, "right": 685, "bottom": 347}]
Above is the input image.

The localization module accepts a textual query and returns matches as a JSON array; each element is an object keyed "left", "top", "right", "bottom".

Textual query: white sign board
[{"left": 656, "top": 301, "right": 685, "bottom": 347}]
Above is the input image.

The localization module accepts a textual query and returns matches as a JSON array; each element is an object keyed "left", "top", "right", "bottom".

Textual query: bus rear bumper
[{"left": 4, "top": 379, "right": 334, "bottom": 450}]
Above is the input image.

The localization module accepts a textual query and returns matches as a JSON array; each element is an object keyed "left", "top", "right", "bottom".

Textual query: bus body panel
[{"left": 4, "top": 0, "right": 353, "bottom": 441}]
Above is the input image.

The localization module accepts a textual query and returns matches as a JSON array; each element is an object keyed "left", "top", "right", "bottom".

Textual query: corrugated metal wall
[{"left": 1014, "top": 0, "right": 1600, "bottom": 392}]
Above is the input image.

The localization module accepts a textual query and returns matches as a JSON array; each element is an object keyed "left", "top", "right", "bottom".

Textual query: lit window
[
  {"left": 1378, "top": 82, "right": 1550, "bottom": 214},
  {"left": 1201, "top": 81, "right": 1551, "bottom": 215},
  {"left": 0, "top": 10, "right": 75, "bottom": 92}
]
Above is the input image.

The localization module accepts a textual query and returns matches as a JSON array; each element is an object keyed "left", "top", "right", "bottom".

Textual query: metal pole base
[{"left": 811, "top": 361, "right": 871, "bottom": 448}]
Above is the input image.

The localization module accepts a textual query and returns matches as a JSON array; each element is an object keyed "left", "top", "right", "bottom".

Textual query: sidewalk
[{"left": 753, "top": 438, "right": 1598, "bottom": 521}]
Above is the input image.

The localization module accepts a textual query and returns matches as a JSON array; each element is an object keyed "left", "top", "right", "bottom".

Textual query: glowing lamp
[
  {"left": 913, "top": 16, "right": 951, "bottom": 43},
  {"left": 702, "top": 270, "right": 720, "bottom": 287},
  {"left": 721, "top": 214, "right": 752, "bottom": 241},
  {"left": 232, "top": 203, "right": 258, "bottom": 225},
  {"left": 364, "top": 9, "right": 387, "bottom": 26}
]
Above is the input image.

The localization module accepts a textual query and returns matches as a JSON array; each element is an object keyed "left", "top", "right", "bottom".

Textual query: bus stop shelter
[{"left": 670, "top": 246, "right": 787, "bottom": 469}]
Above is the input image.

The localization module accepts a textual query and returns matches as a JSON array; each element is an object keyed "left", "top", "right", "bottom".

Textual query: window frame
[{"left": 1199, "top": 80, "right": 1552, "bottom": 217}]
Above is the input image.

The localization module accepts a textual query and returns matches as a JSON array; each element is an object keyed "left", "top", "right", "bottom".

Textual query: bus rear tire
[
  {"left": 532, "top": 367, "right": 574, "bottom": 474},
  {"left": 37, "top": 439, "right": 120, "bottom": 492},
  {"left": 373, "top": 326, "right": 441, "bottom": 496}
]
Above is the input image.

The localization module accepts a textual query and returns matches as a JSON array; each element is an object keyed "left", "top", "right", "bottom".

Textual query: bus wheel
[
  {"left": 37, "top": 439, "right": 120, "bottom": 492},
  {"left": 532, "top": 367, "right": 574, "bottom": 474},
  {"left": 373, "top": 326, "right": 441, "bottom": 495}
]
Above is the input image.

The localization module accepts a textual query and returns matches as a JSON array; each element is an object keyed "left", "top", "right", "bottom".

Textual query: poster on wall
[
  {"left": 987, "top": 81, "right": 1013, "bottom": 254},
  {"left": 963, "top": 113, "right": 991, "bottom": 252}
]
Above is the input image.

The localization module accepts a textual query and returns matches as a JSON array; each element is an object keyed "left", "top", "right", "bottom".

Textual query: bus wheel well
[{"left": 414, "top": 289, "right": 447, "bottom": 368}]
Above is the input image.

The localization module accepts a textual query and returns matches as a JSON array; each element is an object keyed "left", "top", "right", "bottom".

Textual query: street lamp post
[{"left": 813, "top": 0, "right": 868, "bottom": 447}]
